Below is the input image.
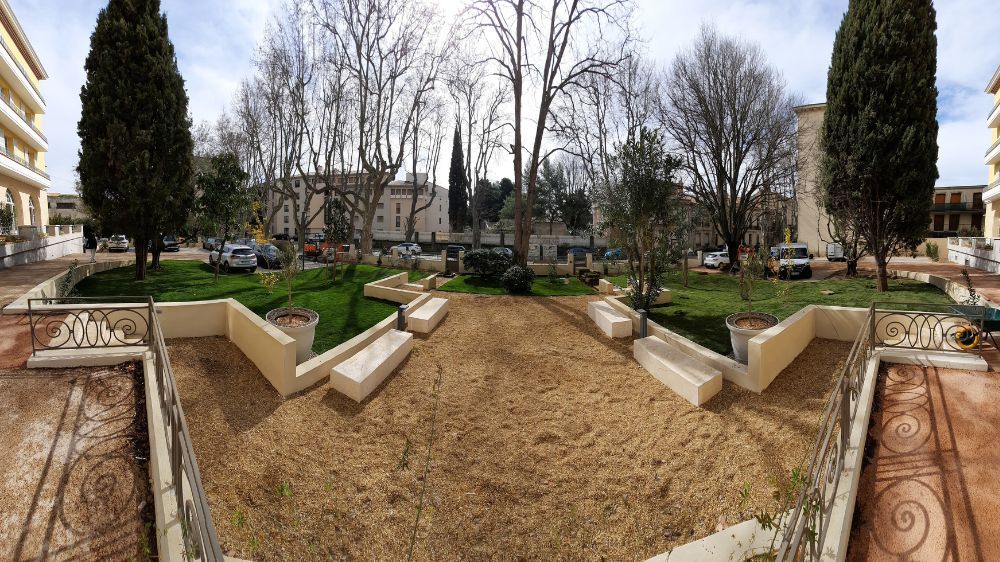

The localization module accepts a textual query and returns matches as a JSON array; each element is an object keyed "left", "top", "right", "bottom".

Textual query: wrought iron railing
[
  {"left": 775, "top": 301, "right": 987, "bottom": 559},
  {"left": 872, "top": 301, "right": 986, "bottom": 356},
  {"left": 27, "top": 296, "right": 224, "bottom": 560},
  {"left": 147, "top": 298, "right": 224, "bottom": 561},
  {"left": 28, "top": 296, "right": 150, "bottom": 353}
]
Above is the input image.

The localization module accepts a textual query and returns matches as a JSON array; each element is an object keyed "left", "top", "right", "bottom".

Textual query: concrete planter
[
  {"left": 266, "top": 307, "right": 319, "bottom": 364},
  {"left": 725, "top": 312, "right": 778, "bottom": 364}
]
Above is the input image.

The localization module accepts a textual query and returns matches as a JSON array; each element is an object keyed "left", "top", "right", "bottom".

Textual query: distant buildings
[
  {"left": 270, "top": 172, "right": 448, "bottom": 239},
  {"left": 0, "top": 0, "right": 49, "bottom": 235},
  {"left": 46, "top": 193, "right": 88, "bottom": 222},
  {"left": 929, "top": 185, "right": 985, "bottom": 237}
]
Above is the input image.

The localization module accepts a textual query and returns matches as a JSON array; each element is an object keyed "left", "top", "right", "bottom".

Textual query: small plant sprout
[
  {"left": 277, "top": 481, "right": 293, "bottom": 498},
  {"left": 231, "top": 509, "right": 247, "bottom": 529}
]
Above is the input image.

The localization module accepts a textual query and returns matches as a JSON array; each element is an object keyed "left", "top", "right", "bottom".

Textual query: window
[
  {"left": 377, "top": 215, "right": 384, "bottom": 223},
  {"left": 948, "top": 214, "right": 960, "bottom": 231},
  {"left": 284, "top": 204, "right": 288, "bottom": 212},
  {"left": 56, "top": 202, "right": 75, "bottom": 210},
  {"left": 378, "top": 203, "right": 384, "bottom": 210},
  {"left": 294, "top": 180, "right": 300, "bottom": 188},
  {"left": 1, "top": 190, "right": 15, "bottom": 234},
  {"left": 949, "top": 192, "right": 961, "bottom": 204},
  {"left": 438, "top": 217, "right": 442, "bottom": 225},
  {"left": 395, "top": 216, "right": 401, "bottom": 228},
  {"left": 933, "top": 214, "right": 944, "bottom": 231},
  {"left": 283, "top": 216, "right": 289, "bottom": 224},
  {"left": 284, "top": 227, "right": 289, "bottom": 235},
  {"left": 934, "top": 193, "right": 945, "bottom": 204},
  {"left": 395, "top": 203, "right": 400, "bottom": 214}
]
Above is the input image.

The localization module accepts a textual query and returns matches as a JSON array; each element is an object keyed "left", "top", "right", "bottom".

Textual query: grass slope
[
  {"left": 436, "top": 274, "right": 595, "bottom": 296},
  {"left": 75, "top": 260, "right": 421, "bottom": 353},
  {"left": 609, "top": 271, "right": 953, "bottom": 354}
]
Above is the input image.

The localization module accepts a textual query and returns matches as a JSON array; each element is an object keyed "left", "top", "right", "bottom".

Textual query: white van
[
  {"left": 770, "top": 243, "right": 813, "bottom": 279},
  {"left": 826, "top": 243, "right": 845, "bottom": 262}
]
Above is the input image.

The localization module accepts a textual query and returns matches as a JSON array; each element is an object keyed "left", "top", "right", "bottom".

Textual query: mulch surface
[
  {"left": 0, "top": 362, "right": 153, "bottom": 561},
  {"left": 169, "top": 293, "right": 851, "bottom": 560}
]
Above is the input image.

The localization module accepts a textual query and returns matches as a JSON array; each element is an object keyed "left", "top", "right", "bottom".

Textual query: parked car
[
  {"left": 566, "top": 247, "right": 590, "bottom": 261},
  {"left": 162, "top": 234, "right": 181, "bottom": 252},
  {"left": 603, "top": 248, "right": 624, "bottom": 260},
  {"left": 202, "top": 237, "right": 217, "bottom": 251},
  {"left": 108, "top": 234, "right": 129, "bottom": 252},
  {"left": 255, "top": 243, "right": 282, "bottom": 269},
  {"left": 490, "top": 246, "right": 512, "bottom": 258},
  {"left": 232, "top": 237, "right": 257, "bottom": 250},
  {"left": 446, "top": 244, "right": 465, "bottom": 258},
  {"left": 392, "top": 242, "right": 422, "bottom": 256},
  {"left": 209, "top": 244, "right": 258, "bottom": 273},
  {"left": 703, "top": 251, "right": 730, "bottom": 269}
]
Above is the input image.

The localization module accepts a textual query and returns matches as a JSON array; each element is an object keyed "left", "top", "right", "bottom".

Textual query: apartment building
[
  {"left": 47, "top": 192, "right": 88, "bottom": 221},
  {"left": 0, "top": 0, "right": 48, "bottom": 235},
  {"left": 982, "top": 64, "right": 1000, "bottom": 237},
  {"left": 929, "top": 185, "right": 985, "bottom": 237},
  {"left": 270, "top": 172, "right": 447, "bottom": 238}
]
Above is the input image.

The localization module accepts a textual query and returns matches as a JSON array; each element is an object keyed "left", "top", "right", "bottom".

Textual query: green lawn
[
  {"left": 608, "top": 271, "right": 954, "bottom": 355},
  {"left": 75, "top": 260, "right": 422, "bottom": 353},
  {"left": 436, "top": 274, "right": 596, "bottom": 296}
]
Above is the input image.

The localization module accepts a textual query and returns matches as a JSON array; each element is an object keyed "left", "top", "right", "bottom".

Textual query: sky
[{"left": 12, "top": 0, "right": 1000, "bottom": 194}]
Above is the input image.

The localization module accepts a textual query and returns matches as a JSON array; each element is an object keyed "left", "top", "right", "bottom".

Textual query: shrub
[
  {"left": 463, "top": 249, "right": 511, "bottom": 278},
  {"left": 501, "top": 265, "right": 534, "bottom": 294},
  {"left": 924, "top": 241, "right": 939, "bottom": 262}
]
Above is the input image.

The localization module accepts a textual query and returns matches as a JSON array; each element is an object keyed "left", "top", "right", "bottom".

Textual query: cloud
[{"left": 10, "top": 0, "right": 999, "bottom": 193}]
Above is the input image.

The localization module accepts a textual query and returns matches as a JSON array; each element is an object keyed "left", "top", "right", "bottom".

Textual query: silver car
[
  {"left": 108, "top": 234, "right": 129, "bottom": 252},
  {"left": 209, "top": 244, "right": 258, "bottom": 273}
]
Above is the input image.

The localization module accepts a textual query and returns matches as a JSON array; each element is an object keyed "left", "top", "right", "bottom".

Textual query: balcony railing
[
  {"left": 987, "top": 136, "right": 1000, "bottom": 164},
  {"left": 776, "top": 302, "right": 986, "bottom": 559},
  {"left": 930, "top": 202, "right": 978, "bottom": 212},
  {"left": 0, "top": 91, "right": 45, "bottom": 141},
  {"left": 0, "top": 36, "right": 44, "bottom": 105},
  {"left": 0, "top": 143, "right": 49, "bottom": 179}
]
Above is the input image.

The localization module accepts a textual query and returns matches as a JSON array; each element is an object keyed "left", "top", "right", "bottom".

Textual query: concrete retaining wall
[{"left": 0, "top": 229, "right": 84, "bottom": 269}]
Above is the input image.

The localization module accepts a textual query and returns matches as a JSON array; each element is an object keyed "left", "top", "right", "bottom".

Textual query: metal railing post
[
  {"left": 869, "top": 302, "right": 876, "bottom": 348},
  {"left": 397, "top": 304, "right": 408, "bottom": 331},
  {"left": 638, "top": 309, "right": 648, "bottom": 338}
]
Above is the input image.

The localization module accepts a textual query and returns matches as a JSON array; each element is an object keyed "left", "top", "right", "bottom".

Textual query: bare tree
[
  {"left": 660, "top": 27, "right": 798, "bottom": 267},
  {"left": 403, "top": 94, "right": 446, "bottom": 242},
  {"left": 448, "top": 49, "right": 509, "bottom": 248},
  {"left": 467, "top": 0, "right": 632, "bottom": 265},
  {"left": 314, "top": 0, "right": 450, "bottom": 254}
]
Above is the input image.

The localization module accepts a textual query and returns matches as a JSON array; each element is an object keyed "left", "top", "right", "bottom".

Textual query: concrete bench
[
  {"left": 408, "top": 297, "right": 448, "bottom": 333},
  {"left": 633, "top": 336, "right": 722, "bottom": 406},
  {"left": 330, "top": 329, "right": 413, "bottom": 402},
  {"left": 588, "top": 300, "right": 632, "bottom": 338}
]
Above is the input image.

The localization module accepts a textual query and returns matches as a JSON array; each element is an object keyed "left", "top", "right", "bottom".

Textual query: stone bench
[
  {"left": 587, "top": 300, "right": 632, "bottom": 338},
  {"left": 330, "top": 329, "right": 413, "bottom": 402},
  {"left": 409, "top": 297, "right": 449, "bottom": 333},
  {"left": 633, "top": 336, "right": 722, "bottom": 406}
]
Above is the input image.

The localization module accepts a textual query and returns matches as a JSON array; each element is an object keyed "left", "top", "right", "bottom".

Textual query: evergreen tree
[
  {"left": 447, "top": 126, "right": 468, "bottom": 232},
  {"left": 822, "top": 0, "right": 938, "bottom": 292},
  {"left": 78, "top": 0, "right": 194, "bottom": 281}
]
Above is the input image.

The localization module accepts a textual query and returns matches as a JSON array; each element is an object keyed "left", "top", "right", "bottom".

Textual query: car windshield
[
  {"left": 233, "top": 248, "right": 254, "bottom": 256},
  {"left": 775, "top": 247, "right": 809, "bottom": 259},
  {"left": 164, "top": 236, "right": 176, "bottom": 242},
  {"left": 112, "top": 235, "right": 125, "bottom": 241}
]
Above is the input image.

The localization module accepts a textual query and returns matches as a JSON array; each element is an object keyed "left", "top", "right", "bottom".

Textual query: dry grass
[
  {"left": 0, "top": 363, "right": 153, "bottom": 561},
  {"left": 169, "top": 293, "right": 851, "bottom": 560}
]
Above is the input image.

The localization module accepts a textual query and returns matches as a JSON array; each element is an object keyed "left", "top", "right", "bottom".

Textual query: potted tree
[
  {"left": 265, "top": 243, "right": 319, "bottom": 363},
  {"left": 725, "top": 250, "right": 778, "bottom": 363}
]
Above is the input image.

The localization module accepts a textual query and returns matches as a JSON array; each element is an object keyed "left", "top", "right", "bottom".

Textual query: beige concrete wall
[
  {"left": 748, "top": 306, "right": 816, "bottom": 393},
  {"left": 156, "top": 300, "right": 228, "bottom": 338},
  {"left": 225, "top": 300, "right": 298, "bottom": 396}
]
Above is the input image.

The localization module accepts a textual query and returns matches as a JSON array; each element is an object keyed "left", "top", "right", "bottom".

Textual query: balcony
[
  {"left": 0, "top": 37, "right": 43, "bottom": 113},
  {"left": 0, "top": 92, "right": 46, "bottom": 151},
  {"left": 987, "top": 136, "right": 1000, "bottom": 166},
  {"left": 989, "top": 99, "right": 1000, "bottom": 130},
  {"left": 0, "top": 144, "right": 49, "bottom": 189},
  {"left": 930, "top": 202, "right": 984, "bottom": 213}
]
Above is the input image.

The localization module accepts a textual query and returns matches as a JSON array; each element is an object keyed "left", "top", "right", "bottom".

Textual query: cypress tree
[
  {"left": 821, "top": 0, "right": 938, "bottom": 292},
  {"left": 78, "top": 0, "right": 194, "bottom": 280},
  {"left": 447, "top": 126, "right": 468, "bottom": 232}
]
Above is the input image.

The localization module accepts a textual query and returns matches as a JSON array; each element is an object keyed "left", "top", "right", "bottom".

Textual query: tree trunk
[
  {"left": 846, "top": 259, "right": 858, "bottom": 277},
  {"left": 134, "top": 238, "right": 147, "bottom": 281},
  {"left": 874, "top": 254, "right": 889, "bottom": 292},
  {"left": 682, "top": 249, "right": 689, "bottom": 287},
  {"left": 151, "top": 239, "right": 162, "bottom": 271}
]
